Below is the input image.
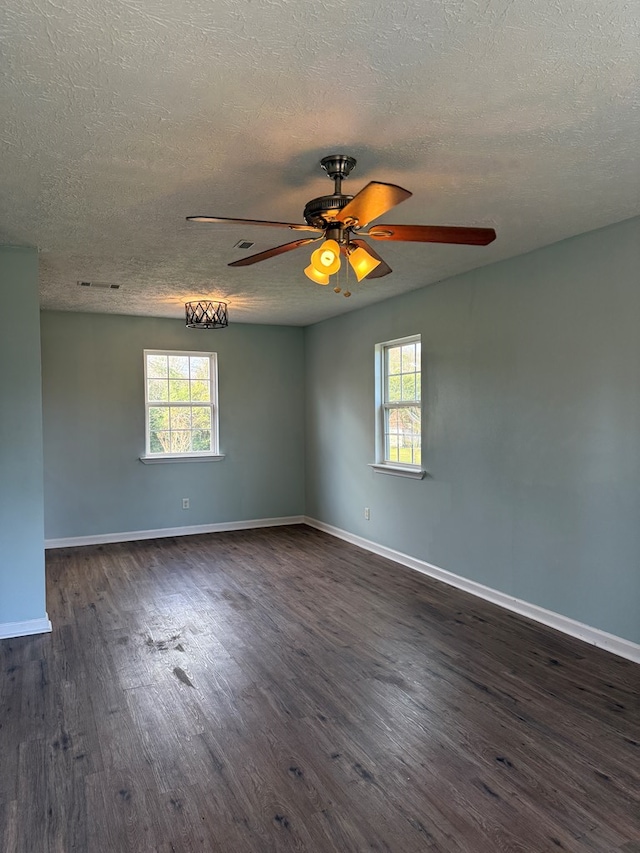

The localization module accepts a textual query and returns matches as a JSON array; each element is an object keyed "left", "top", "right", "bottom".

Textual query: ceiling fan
[{"left": 187, "top": 155, "right": 496, "bottom": 297}]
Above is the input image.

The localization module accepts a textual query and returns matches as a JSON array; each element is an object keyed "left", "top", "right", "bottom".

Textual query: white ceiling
[{"left": 1, "top": 0, "right": 638, "bottom": 326}]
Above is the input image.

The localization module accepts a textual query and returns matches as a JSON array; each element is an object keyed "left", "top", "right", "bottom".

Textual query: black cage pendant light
[{"left": 185, "top": 301, "right": 228, "bottom": 329}]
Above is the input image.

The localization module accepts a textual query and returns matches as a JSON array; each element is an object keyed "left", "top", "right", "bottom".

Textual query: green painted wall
[
  {"left": 304, "top": 217, "right": 640, "bottom": 644},
  {"left": 0, "top": 247, "right": 47, "bottom": 625},
  {"left": 41, "top": 313, "right": 305, "bottom": 538}
]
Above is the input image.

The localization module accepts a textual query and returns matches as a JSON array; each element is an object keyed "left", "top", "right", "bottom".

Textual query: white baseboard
[
  {"left": 304, "top": 517, "right": 640, "bottom": 665},
  {"left": 0, "top": 614, "right": 52, "bottom": 640},
  {"left": 45, "top": 516, "right": 305, "bottom": 550}
]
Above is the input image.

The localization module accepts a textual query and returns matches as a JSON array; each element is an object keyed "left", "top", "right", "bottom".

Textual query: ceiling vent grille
[{"left": 77, "top": 281, "right": 120, "bottom": 289}]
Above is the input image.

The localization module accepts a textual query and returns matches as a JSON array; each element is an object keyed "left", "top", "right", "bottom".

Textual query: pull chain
[{"left": 343, "top": 245, "right": 351, "bottom": 297}]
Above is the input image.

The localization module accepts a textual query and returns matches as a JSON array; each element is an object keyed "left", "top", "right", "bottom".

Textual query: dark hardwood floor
[{"left": 1, "top": 525, "right": 639, "bottom": 852}]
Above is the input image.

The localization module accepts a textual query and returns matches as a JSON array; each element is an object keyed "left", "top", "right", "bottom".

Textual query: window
[
  {"left": 142, "top": 350, "right": 220, "bottom": 460},
  {"left": 372, "top": 335, "right": 424, "bottom": 478}
]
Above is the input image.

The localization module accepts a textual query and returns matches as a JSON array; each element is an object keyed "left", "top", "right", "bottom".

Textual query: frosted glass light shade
[
  {"left": 304, "top": 264, "right": 330, "bottom": 285},
  {"left": 310, "top": 239, "right": 341, "bottom": 276},
  {"left": 348, "top": 246, "right": 381, "bottom": 281}
]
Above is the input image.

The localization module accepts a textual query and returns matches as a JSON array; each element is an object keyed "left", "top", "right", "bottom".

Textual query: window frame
[
  {"left": 371, "top": 334, "right": 425, "bottom": 479},
  {"left": 140, "top": 349, "right": 223, "bottom": 463}
]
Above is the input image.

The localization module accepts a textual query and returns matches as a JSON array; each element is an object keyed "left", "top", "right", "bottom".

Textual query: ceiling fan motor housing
[
  {"left": 303, "top": 194, "right": 353, "bottom": 229},
  {"left": 304, "top": 154, "right": 359, "bottom": 227}
]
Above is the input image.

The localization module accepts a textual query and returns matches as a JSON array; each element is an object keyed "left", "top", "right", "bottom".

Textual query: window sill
[
  {"left": 368, "top": 463, "right": 426, "bottom": 479},
  {"left": 139, "top": 454, "right": 225, "bottom": 465}
]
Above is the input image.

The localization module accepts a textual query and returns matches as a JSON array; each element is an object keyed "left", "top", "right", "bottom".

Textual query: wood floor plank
[
  {"left": 85, "top": 769, "right": 158, "bottom": 853},
  {"left": 0, "top": 800, "right": 18, "bottom": 853},
  {"left": 15, "top": 739, "right": 48, "bottom": 853},
  {"left": 1, "top": 525, "right": 638, "bottom": 851}
]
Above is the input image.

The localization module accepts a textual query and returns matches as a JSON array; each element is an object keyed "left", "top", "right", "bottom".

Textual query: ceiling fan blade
[
  {"left": 350, "top": 239, "right": 392, "bottom": 279},
  {"left": 365, "top": 224, "right": 497, "bottom": 245},
  {"left": 228, "top": 238, "right": 319, "bottom": 267},
  {"left": 186, "top": 215, "right": 322, "bottom": 233},
  {"left": 338, "top": 182, "right": 412, "bottom": 228}
]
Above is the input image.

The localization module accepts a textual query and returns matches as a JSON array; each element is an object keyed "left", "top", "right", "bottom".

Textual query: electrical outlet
[
  {"left": 182, "top": 498, "right": 190, "bottom": 510},
  {"left": 364, "top": 507, "right": 370, "bottom": 520}
]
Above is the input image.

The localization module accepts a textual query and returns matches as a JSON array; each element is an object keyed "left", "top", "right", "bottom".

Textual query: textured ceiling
[{"left": 1, "top": 0, "right": 638, "bottom": 326}]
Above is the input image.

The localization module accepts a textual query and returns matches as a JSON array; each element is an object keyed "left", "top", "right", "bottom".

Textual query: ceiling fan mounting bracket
[{"left": 320, "top": 155, "right": 357, "bottom": 182}]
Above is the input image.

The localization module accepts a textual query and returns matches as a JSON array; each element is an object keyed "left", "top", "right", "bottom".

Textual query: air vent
[
  {"left": 234, "top": 240, "right": 254, "bottom": 250},
  {"left": 77, "top": 281, "right": 120, "bottom": 289}
]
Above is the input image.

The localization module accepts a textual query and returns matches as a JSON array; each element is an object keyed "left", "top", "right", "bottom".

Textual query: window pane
[
  {"left": 190, "top": 357, "right": 209, "bottom": 380},
  {"left": 387, "top": 374, "right": 401, "bottom": 402},
  {"left": 384, "top": 404, "right": 421, "bottom": 464},
  {"left": 170, "top": 431, "right": 192, "bottom": 453},
  {"left": 191, "top": 407, "right": 211, "bottom": 430},
  {"left": 170, "top": 407, "right": 191, "bottom": 430},
  {"left": 399, "top": 405, "right": 420, "bottom": 433},
  {"left": 387, "top": 346, "right": 401, "bottom": 376},
  {"left": 402, "top": 374, "right": 416, "bottom": 401},
  {"left": 415, "top": 372, "right": 421, "bottom": 401},
  {"left": 148, "top": 379, "right": 168, "bottom": 402},
  {"left": 168, "top": 356, "right": 189, "bottom": 378},
  {"left": 169, "top": 379, "right": 190, "bottom": 402},
  {"left": 150, "top": 431, "right": 170, "bottom": 453},
  {"left": 147, "top": 354, "right": 168, "bottom": 379},
  {"left": 190, "top": 380, "right": 210, "bottom": 402},
  {"left": 149, "top": 407, "right": 169, "bottom": 431},
  {"left": 192, "top": 430, "right": 211, "bottom": 451},
  {"left": 399, "top": 444, "right": 413, "bottom": 464},
  {"left": 402, "top": 343, "right": 417, "bottom": 372}
]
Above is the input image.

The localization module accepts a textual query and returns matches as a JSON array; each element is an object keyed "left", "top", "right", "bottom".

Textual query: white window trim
[
  {"left": 140, "top": 349, "right": 223, "bottom": 463},
  {"left": 139, "top": 453, "right": 224, "bottom": 464},
  {"left": 373, "top": 334, "right": 426, "bottom": 479},
  {"left": 368, "top": 462, "right": 426, "bottom": 479}
]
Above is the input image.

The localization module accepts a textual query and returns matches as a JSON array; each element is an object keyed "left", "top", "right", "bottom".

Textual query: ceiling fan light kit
[{"left": 187, "top": 155, "right": 496, "bottom": 297}]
